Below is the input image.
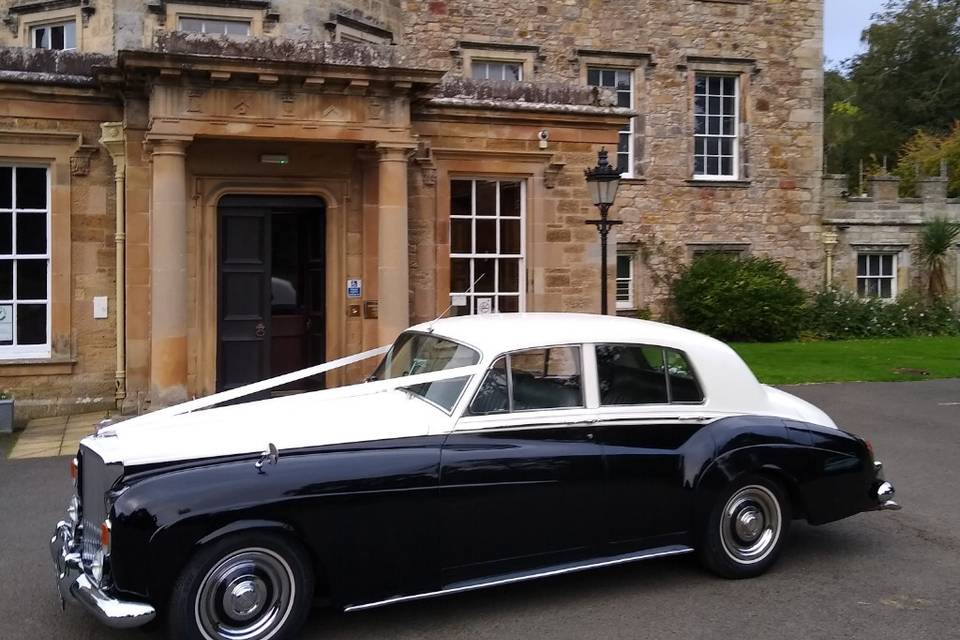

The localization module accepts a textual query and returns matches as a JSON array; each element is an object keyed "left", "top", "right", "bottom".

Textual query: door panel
[
  {"left": 218, "top": 206, "right": 270, "bottom": 391},
  {"left": 217, "top": 196, "right": 326, "bottom": 392},
  {"left": 599, "top": 419, "right": 713, "bottom": 548},
  {"left": 440, "top": 420, "right": 605, "bottom": 584}
]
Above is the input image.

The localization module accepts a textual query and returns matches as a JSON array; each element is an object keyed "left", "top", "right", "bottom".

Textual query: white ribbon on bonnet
[{"left": 139, "top": 343, "right": 483, "bottom": 423}]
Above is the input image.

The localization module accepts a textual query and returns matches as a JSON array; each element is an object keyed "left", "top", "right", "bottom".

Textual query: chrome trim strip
[{"left": 344, "top": 544, "right": 694, "bottom": 612}]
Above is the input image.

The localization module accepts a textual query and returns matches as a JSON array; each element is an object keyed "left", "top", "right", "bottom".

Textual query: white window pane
[
  {"left": 224, "top": 21, "right": 250, "bottom": 36},
  {"left": 180, "top": 17, "right": 204, "bottom": 33},
  {"left": 63, "top": 21, "right": 76, "bottom": 49},
  {"left": 857, "top": 254, "right": 867, "bottom": 275},
  {"left": 882, "top": 254, "right": 894, "bottom": 276}
]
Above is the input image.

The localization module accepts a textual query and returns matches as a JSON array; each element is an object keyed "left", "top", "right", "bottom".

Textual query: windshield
[{"left": 370, "top": 332, "right": 480, "bottom": 411}]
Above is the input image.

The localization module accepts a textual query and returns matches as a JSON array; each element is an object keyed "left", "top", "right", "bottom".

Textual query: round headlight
[{"left": 90, "top": 548, "right": 105, "bottom": 585}]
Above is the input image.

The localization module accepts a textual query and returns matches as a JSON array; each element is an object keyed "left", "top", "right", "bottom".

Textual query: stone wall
[
  {"left": 404, "top": 0, "right": 825, "bottom": 317},
  {"left": 824, "top": 173, "right": 960, "bottom": 296},
  {"left": 0, "top": 78, "right": 121, "bottom": 423}
]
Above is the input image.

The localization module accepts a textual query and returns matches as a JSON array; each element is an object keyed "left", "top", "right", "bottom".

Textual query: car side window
[
  {"left": 511, "top": 347, "right": 583, "bottom": 411},
  {"left": 468, "top": 347, "right": 584, "bottom": 414},
  {"left": 596, "top": 344, "right": 669, "bottom": 405},
  {"left": 665, "top": 348, "right": 704, "bottom": 402},
  {"left": 469, "top": 357, "right": 509, "bottom": 414},
  {"left": 596, "top": 344, "right": 704, "bottom": 405}
]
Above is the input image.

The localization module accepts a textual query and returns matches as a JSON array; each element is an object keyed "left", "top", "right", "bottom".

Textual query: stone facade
[
  {"left": 0, "top": 0, "right": 827, "bottom": 422},
  {"left": 824, "top": 172, "right": 960, "bottom": 296}
]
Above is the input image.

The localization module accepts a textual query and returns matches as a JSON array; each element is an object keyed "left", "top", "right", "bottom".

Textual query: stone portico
[{"left": 101, "top": 44, "right": 625, "bottom": 407}]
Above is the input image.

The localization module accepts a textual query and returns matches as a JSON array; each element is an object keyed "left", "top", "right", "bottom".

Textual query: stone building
[
  {"left": 0, "top": 0, "right": 825, "bottom": 421},
  {"left": 824, "top": 171, "right": 960, "bottom": 298}
]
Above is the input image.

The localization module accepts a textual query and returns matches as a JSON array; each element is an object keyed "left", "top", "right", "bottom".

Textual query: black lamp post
[{"left": 584, "top": 148, "right": 623, "bottom": 315}]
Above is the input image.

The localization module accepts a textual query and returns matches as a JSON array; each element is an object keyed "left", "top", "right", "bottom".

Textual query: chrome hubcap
[
  {"left": 720, "top": 485, "right": 782, "bottom": 565},
  {"left": 735, "top": 507, "right": 764, "bottom": 542},
  {"left": 223, "top": 577, "right": 266, "bottom": 621},
  {"left": 195, "top": 548, "right": 295, "bottom": 640}
]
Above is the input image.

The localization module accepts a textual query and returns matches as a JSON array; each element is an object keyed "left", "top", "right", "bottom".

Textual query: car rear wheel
[
  {"left": 698, "top": 475, "right": 791, "bottom": 579},
  {"left": 168, "top": 532, "right": 314, "bottom": 640}
]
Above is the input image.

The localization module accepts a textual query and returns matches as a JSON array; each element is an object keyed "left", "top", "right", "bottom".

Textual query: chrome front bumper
[
  {"left": 873, "top": 461, "right": 901, "bottom": 511},
  {"left": 49, "top": 518, "right": 156, "bottom": 629}
]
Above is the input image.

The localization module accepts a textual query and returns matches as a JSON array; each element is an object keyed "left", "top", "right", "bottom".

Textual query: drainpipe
[{"left": 99, "top": 123, "right": 127, "bottom": 410}]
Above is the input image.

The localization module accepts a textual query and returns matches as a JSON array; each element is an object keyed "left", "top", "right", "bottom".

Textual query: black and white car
[{"left": 50, "top": 313, "right": 899, "bottom": 640}]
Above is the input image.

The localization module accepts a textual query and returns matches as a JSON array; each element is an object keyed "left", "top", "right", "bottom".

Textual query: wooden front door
[{"left": 217, "top": 195, "right": 326, "bottom": 392}]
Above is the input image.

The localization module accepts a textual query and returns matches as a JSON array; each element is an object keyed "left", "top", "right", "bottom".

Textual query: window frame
[
  {"left": 615, "top": 252, "right": 635, "bottom": 310},
  {"left": 448, "top": 178, "right": 527, "bottom": 315},
  {"left": 466, "top": 344, "right": 586, "bottom": 417},
  {"left": 470, "top": 59, "right": 524, "bottom": 82},
  {"left": 587, "top": 66, "right": 635, "bottom": 177},
  {"left": 693, "top": 73, "right": 741, "bottom": 181},
  {"left": 0, "top": 164, "right": 52, "bottom": 360},
  {"left": 593, "top": 343, "right": 707, "bottom": 407},
  {"left": 177, "top": 15, "right": 252, "bottom": 36},
  {"left": 29, "top": 18, "right": 77, "bottom": 51},
  {"left": 856, "top": 252, "right": 898, "bottom": 300}
]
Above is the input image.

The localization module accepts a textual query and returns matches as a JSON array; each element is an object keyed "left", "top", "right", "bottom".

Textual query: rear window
[{"left": 596, "top": 344, "right": 704, "bottom": 405}]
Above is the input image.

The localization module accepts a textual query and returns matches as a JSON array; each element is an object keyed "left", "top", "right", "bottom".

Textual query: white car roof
[
  {"left": 411, "top": 313, "right": 721, "bottom": 357},
  {"left": 409, "top": 313, "right": 767, "bottom": 412}
]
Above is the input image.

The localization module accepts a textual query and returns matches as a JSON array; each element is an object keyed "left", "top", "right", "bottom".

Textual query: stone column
[
  {"left": 822, "top": 230, "right": 838, "bottom": 287},
  {"left": 375, "top": 144, "right": 415, "bottom": 345},
  {"left": 148, "top": 136, "right": 192, "bottom": 405}
]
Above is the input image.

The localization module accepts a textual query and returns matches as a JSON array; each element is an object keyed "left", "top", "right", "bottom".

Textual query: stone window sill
[
  {"left": 685, "top": 179, "right": 751, "bottom": 188},
  {"left": 0, "top": 358, "right": 77, "bottom": 377}
]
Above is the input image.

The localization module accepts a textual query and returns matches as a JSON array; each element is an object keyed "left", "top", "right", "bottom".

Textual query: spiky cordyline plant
[{"left": 918, "top": 216, "right": 960, "bottom": 299}]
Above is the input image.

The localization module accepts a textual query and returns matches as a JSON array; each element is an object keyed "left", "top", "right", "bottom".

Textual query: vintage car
[{"left": 50, "top": 313, "right": 899, "bottom": 639}]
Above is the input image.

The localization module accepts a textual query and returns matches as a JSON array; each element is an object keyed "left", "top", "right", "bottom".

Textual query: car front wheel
[
  {"left": 698, "top": 475, "right": 791, "bottom": 579},
  {"left": 168, "top": 532, "right": 314, "bottom": 640}
]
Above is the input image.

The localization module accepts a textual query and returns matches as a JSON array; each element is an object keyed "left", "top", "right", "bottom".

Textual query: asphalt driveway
[{"left": 1, "top": 379, "right": 958, "bottom": 640}]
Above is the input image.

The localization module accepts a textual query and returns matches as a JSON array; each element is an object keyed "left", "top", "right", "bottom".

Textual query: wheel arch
[
  {"left": 693, "top": 448, "right": 808, "bottom": 527},
  {"left": 147, "top": 517, "right": 330, "bottom": 609}
]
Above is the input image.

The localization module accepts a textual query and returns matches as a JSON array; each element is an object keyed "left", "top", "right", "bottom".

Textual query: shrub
[
  {"left": 806, "top": 288, "right": 960, "bottom": 339},
  {"left": 672, "top": 254, "right": 806, "bottom": 342}
]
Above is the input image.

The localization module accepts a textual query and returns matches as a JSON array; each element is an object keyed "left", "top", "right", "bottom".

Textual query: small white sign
[
  {"left": 346, "top": 279, "right": 362, "bottom": 299},
  {"left": 476, "top": 298, "right": 493, "bottom": 315},
  {"left": 93, "top": 296, "right": 109, "bottom": 319},
  {"left": 0, "top": 305, "right": 10, "bottom": 341},
  {"left": 451, "top": 295, "right": 467, "bottom": 307}
]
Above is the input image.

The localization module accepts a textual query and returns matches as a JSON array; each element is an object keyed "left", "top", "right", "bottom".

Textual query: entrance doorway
[{"left": 217, "top": 195, "right": 326, "bottom": 392}]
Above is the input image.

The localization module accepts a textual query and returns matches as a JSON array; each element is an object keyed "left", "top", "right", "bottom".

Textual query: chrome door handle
[{"left": 255, "top": 321, "right": 266, "bottom": 338}]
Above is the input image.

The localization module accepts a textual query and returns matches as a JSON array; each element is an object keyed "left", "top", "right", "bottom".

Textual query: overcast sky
[{"left": 825, "top": 0, "right": 888, "bottom": 66}]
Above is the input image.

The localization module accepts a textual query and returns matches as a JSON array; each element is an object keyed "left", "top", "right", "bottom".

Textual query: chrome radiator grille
[{"left": 78, "top": 445, "right": 120, "bottom": 565}]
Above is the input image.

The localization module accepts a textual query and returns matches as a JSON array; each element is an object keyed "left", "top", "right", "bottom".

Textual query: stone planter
[{"left": 0, "top": 399, "right": 12, "bottom": 433}]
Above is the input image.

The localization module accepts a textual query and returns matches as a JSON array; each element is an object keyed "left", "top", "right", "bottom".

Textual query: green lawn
[{"left": 731, "top": 336, "right": 960, "bottom": 385}]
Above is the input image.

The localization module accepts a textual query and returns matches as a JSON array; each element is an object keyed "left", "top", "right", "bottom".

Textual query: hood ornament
[{"left": 255, "top": 443, "right": 279, "bottom": 474}]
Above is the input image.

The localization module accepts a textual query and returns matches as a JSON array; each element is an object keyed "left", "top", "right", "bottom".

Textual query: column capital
[
  {"left": 145, "top": 134, "right": 193, "bottom": 157},
  {"left": 374, "top": 142, "right": 418, "bottom": 162}
]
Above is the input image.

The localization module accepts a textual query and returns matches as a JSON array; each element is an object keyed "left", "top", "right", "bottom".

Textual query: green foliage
[
  {"left": 918, "top": 216, "right": 960, "bottom": 297},
  {"left": 672, "top": 254, "right": 806, "bottom": 342},
  {"left": 827, "top": 1, "right": 960, "bottom": 182},
  {"left": 804, "top": 288, "right": 959, "bottom": 340},
  {"left": 670, "top": 253, "right": 960, "bottom": 343}
]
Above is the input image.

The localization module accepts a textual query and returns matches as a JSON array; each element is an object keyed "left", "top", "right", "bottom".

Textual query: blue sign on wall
[{"left": 346, "top": 279, "right": 362, "bottom": 299}]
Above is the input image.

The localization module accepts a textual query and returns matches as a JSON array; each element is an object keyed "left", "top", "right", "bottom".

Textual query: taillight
[
  {"left": 69, "top": 457, "right": 78, "bottom": 487},
  {"left": 864, "top": 439, "right": 875, "bottom": 460}
]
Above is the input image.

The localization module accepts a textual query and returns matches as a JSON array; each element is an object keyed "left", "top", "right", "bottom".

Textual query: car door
[
  {"left": 593, "top": 343, "right": 720, "bottom": 550},
  {"left": 439, "top": 345, "right": 607, "bottom": 586}
]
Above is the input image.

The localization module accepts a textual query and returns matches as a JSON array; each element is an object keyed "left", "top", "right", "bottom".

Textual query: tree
[
  {"left": 826, "top": 1, "right": 960, "bottom": 180},
  {"left": 918, "top": 217, "right": 960, "bottom": 299}
]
